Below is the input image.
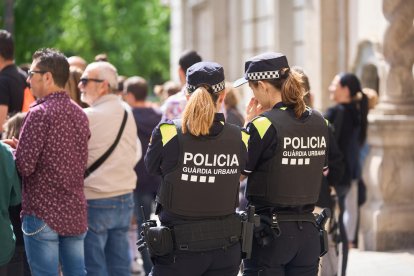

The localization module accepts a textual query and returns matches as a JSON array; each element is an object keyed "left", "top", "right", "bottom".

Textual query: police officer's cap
[
  {"left": 233, "top": 52, "right": 289, "bottom": 87},
  {"left": 186, "top": 61, "right": 225, "bottom": 94}
]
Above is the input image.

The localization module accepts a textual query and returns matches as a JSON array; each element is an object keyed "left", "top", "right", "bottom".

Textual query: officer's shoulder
[
  {"left": 158, "top": 120, "right": 178, "bottom": 146},
  {"left": 309, "top": 108, "right": 329, "bottom": 126},
  {"left": 250, "top": 116, "right": 272, "bottom": 138},
  {"left": 250, "top": 115, "right": 272, "bottom": 126}
]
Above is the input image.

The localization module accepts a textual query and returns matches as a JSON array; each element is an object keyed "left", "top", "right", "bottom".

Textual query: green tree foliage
[{"left": 2, "top": 0, "right": 170, "bottom": 84}]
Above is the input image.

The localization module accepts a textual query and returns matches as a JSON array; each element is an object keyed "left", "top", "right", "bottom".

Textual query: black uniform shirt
[
  {"left": 243, "top": 102, "right": 319, "bottom": 214},
  {"left": 145, "top": 113, "right": 248, "bottom": 223}
]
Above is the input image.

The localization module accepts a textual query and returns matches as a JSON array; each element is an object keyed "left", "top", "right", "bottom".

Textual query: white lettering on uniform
[
  {"left": 181, "top": 152, "right": 240, "bottom": 183},
  {"left": 217, "top": 154, "right": 226, "bottom": 166},
  {"left": 230, "top": 154, "right": 239, "bottom": 166},
  {"left": 283, "top": 136, "right": 327, "bottom": 149},
  {"left": 193, "top": 153, "right": 204, "bottom": 166},
  {"left": 184, "top": 152, "right": 193, "bottom": 164},
  {"left": 310, "top": 137, "right": 317, "bottom": 148},
  {"left": 282, "top": 136, "right": 327, "bottom": 166},
  {"left": 292, "top": 137, "right": 300, "bottom": 149},
  {"left": 205, "top": 154, "right": 212, "bottom": 166},
  {"left": 320, "top": 137, "right": 326, "bottom": 148},
  {"left": 284, "top": 137, "right": 291, "bottom": 149}
]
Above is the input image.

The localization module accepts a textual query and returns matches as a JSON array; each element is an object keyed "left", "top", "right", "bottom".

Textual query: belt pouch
[
  {"left": 147, "top": 226, "right": 174, "bottom": 256},
  {"left": 319, "top": 229, "right": 328, "bottom": 257}
]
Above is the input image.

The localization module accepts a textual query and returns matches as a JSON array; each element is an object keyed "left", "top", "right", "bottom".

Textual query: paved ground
[
  {"left": 132, "top": 248, "right": 414, "bottom": 275},
  {"left": 347, "top": 248, "right": 414, "bottom": 276}
]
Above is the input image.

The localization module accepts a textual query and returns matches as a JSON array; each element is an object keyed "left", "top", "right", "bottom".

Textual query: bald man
[{"left": 68, "top": 56, "right": 87, "bottom": 71}]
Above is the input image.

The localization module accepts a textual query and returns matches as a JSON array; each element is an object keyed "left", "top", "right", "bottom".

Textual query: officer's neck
[{"left": 268, "top": 90, "right": 282, "bottom": 109}]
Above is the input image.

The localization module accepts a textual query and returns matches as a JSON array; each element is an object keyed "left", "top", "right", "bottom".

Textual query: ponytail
[
  {"left": 182, "top": 87, "right": 219, "bottom": 136},
  {"left": 280, "top": 68, "right": 306, "bottom": 118},
  {"left": 260, "top": 68, "right": 307, "bottom": 118},
  {"left": 354, "top": 91, "right": 369, "bottom": 146}
]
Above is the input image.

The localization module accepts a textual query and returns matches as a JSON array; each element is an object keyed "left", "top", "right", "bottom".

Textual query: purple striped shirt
[{"left": 16, "top": 91, "right": 90, "bottom": 235}]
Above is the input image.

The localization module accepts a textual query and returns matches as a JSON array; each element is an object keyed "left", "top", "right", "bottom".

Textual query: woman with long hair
[
  {"left": 145, "top": 61, "right": 248, "bottom": 276},
  {"left": 326, "top": 72, "right": 368, "bottom": 276},
  {"left": 234, "top": 52, "right": 329, "bottom": 276}
]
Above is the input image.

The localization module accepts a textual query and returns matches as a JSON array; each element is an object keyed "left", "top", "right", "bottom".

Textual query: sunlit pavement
[
  {"left": 346, "top": 248, "right": 414, "bottom": 275},
  {"left": 132, "top": 248, "right": 414, "bottom": 275}
]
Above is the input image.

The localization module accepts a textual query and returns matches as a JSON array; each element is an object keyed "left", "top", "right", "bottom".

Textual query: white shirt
[
  {"left": 84, "top": 94, "right": 141, "bottom": 199},
  {"left": 160, "top": 89, "right": 187, "bottom": 120}
]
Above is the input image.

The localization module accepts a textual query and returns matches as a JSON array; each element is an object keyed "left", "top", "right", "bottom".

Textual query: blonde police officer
[{"left": 145, "top": 61, "right": 248, "bottom": 276}]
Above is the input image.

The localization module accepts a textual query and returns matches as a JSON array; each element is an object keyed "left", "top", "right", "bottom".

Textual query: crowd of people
[{"left": 0, "top": 28, "right": 375, "bottom": 276}]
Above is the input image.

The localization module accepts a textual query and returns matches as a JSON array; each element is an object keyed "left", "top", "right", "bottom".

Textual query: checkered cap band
[
  {"left": 187, "top": 80, "right": 225, "bottom": 94},
  {"left": 247, "top": 71, "right": 280, "bottom": 80}
]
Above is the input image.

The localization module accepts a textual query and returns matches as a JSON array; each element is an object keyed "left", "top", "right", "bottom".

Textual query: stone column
[{"left": 360, "top": 0, "right": 414, "bottom": 251}]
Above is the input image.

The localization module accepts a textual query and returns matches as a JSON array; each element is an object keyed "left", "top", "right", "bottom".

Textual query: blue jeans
[
  {"left": 22, "top": 215, "right": 86, "bottom": 276},
  {"left": 134, "top": 191, "right": 155, "bottom": 275},
  {"left": 84, "top": 193, "right": 134, "bottom": 276}
]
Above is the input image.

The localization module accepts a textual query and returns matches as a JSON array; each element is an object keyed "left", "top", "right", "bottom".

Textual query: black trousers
[
  {"left": 243, "top": 221, "right": 320, "bottom": 276},
  {"left": 149, "top": 242, "right": 241, "bottom": 276}
]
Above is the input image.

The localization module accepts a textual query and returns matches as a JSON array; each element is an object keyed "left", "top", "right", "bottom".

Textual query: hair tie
[
  {"left": 280, "top": 68, "right": 290, "bottom": 79},
  {"left": 353, "top": 91, "right": 363, "bottom": 102}
]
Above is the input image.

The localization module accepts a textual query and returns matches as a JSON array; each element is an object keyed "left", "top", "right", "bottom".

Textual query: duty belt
[
  {"left": 172, "top": 214, "right": 242, "bottom": 252},
  {"left": 259, "top": 212, "right": 316, "bottom": 237}
]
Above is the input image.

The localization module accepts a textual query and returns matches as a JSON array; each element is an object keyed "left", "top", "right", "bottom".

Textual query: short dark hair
[
  {"left": 33, "top": 48, "right": 69, "bottom": 88},
  {"left": 0, "top": 30, "right": 14, "bottom": 60},
  {"left": 124, "top": 76, "right": 148, "bottom": 101},
  {"left": 179, "top": 50, "right": 202, "bottom": 72}
]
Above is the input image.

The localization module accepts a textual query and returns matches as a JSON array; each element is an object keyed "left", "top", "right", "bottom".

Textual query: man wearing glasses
[
  {"left": 79, "top": 61, "right": 140, "bottom": 276},
  {"left": 10, "top": 48, "right": 90, "bottom": 275}
]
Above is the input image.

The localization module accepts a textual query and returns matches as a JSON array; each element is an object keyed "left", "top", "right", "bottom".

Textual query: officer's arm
[
  {"left": 144, "top": 122, "right": 178, "bottom": 176},
  {"left": 144, "top": 126, "right": 164, "bottom": 175},
  {"left": 239, "top": 129, "right": 249, "bottom": 181},
  {"left": 242, "top": 117, "right": 275, "bottom": 175}
]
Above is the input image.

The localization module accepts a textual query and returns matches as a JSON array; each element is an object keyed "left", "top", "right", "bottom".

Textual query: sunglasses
[{"left": 79, "top": 78, "right": 104, "bottom": 86}]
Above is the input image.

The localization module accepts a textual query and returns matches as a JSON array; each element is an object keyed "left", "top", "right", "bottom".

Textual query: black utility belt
[
  {"left": 143, "top": 215, "right": 243, "bottom": 257},
  {"left": 255, "top": 209, "right": 330, "bottom": 257},
  {"left": 172, "top": 214, "right": 242, "bottom": 252},
  {"left": 258, "top": 212, "right": 316, "bottom": 236},
  {"left": 258, "top": 212, "right": 317, "bottom": 223}
]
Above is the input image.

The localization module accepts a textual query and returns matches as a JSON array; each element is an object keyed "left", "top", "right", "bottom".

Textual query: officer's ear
[
  {"left": 257, "top": 80, "right": 267, "bottom": 93},
  {"left": 217, "top": 92, "right": 225, "bottom": 107}
]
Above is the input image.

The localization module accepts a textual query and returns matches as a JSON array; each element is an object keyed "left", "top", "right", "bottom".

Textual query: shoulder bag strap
[{"left": 84, "top": 109, "right": 128, "bottom": 178}]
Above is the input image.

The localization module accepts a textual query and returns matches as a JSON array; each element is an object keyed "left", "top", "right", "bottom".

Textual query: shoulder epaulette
[
  {"left": 159, "top": 123, "right": 177, "bottom": 146},
  {"left": 241, "top": 130, "right": 249, "bottom": 149},
  {"left": 251, "top": 116, "right": 272, "bottom": 139}
]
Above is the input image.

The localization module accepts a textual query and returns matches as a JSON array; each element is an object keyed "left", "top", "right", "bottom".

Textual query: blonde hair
[
  {"left": 281, "top": 68, "right": 306, "bottom": 118},
  {"left": 182, "top": 87, "right": 221, "bottom": 136}
]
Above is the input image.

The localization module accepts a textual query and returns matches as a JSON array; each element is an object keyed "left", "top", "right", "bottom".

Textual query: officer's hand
[{"left": 246, "top": 97, "right": 258, "bottom": 121}]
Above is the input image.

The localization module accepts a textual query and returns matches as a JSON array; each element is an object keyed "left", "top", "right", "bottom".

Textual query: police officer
[
  {"left": 144, "top": 61, "right": 248, "bottom": 276},
  {"left": 234, "top": 52, "right": 329, "bottom": 276}
]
